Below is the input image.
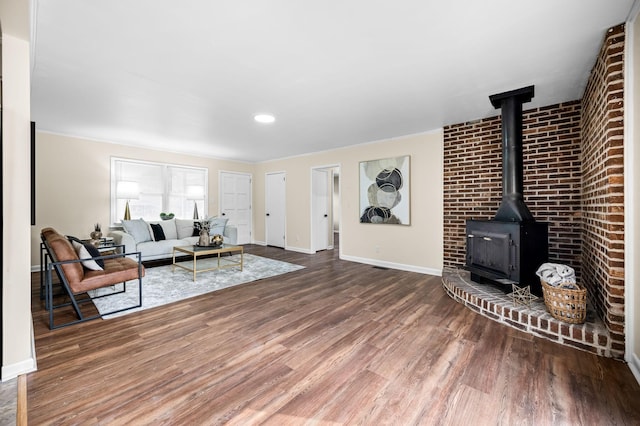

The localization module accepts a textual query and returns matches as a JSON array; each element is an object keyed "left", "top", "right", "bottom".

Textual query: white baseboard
[
  {"left": 2, "top": 314, "right": 38, "bottom": 381},
  {"left": 339, "top": 254, "right": 442, "bottom": 276},
  {"left": 628, "top": 352, "right": 640, "bottom": 386},
  {"left": 2, "top": 358, "right": 36, "bottom": 382},
  {"left": 285, "top": 245, "right": 315, "bottom": 254}
]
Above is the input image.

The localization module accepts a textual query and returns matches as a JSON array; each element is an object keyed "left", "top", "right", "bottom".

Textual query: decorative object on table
[
  {"left": 159, "top": 212, "right": 175, "bottom": 220},
  {"left": 116, "top": 181, "right": 140, "bottom": 221},
  {"left": 359, "top": 155, "right": 410, "bottom": 225},
  {"left": 211, "top": 233, "right": 223, "bottom": 247},
  {"left": 90, "top": 223, "right": 102, "bottom": 240},
  {"left": 186, "top": 185, "right": 205, "bottom": 220},
  {"left": 508, "top": 284, "right": 537, "bottom": 307},
  {"left": 198, "top": 221, "right": 211, "bottom": 246}
]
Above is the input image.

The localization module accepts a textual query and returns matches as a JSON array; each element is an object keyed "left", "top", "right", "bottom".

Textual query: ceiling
[{"left": 29, "top": 0, "right": 636, "bottom": 162}]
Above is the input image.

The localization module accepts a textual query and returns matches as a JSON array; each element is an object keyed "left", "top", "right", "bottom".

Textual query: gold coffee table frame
[{"left": 172, "top": 244, "right": 243, "bottom": 281}]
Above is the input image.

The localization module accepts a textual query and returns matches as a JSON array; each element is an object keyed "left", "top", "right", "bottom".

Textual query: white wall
[{"left": 1, "top": 2, "right": 37, "bottom": 380}]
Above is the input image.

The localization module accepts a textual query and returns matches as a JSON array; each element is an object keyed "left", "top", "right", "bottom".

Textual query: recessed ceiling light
[{"left": 254, "top": 114, "right": 275, "bottom": 124}]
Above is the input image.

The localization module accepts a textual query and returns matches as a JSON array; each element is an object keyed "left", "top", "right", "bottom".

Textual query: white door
[
  {"left": 266, "top": 172, "right": 286, "bottom": 248},
  {"left": 219, "top": 171, "right": 252, "bottom": 244},
  {"left": 312, "top": 169, "right": 330, "bottom": 252}
]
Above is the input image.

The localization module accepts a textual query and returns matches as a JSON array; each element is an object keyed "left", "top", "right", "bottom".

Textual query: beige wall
[
  {"left": 31, "top": 132, "right": 253, "bottom": 265},
  {"left": 254, "top": 130, "right": 444, "bottom": 274},
  {"left": 1, "top": 4, "right": 35, "bottom": 379},
  {"left": 34, "top": 129, "right": 444, "bottom": 276}
]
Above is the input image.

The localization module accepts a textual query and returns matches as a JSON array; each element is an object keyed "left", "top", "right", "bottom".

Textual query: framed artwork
[{"left": 359, "top": 155, "right": 410, "bottom": 225}]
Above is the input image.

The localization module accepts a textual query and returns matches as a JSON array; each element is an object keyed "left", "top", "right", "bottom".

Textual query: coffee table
[{"left": 172, "top": 244, "right": 243, "bottom": 281}]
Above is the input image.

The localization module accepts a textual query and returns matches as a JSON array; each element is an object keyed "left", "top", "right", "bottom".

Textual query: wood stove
[{"left": 465, "top": 86, "right": 548, "bottom": 296}]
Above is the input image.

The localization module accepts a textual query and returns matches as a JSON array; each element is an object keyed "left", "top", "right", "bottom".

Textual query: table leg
[
  {"left": 240, "top": 249, "right": 244, "bottom": 271},
  {"left": 193, "top": 253, "right": 197, "bottom": 281},
  {"left": 172, "top": 248, "right": 176, "bottom": 272}
]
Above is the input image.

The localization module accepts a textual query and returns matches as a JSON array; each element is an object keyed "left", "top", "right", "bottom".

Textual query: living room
[{"left": 3, "top": 0, "right": 640, "bottom": 423}]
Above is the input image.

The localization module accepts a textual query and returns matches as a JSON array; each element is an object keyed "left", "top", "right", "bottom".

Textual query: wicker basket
[{"left": 540, "top": 279, "right": 587, "bottom": 324}]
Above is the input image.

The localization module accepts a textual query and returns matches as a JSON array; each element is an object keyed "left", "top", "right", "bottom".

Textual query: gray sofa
[{"left": 109, "top": 218, "right": 238, "bottom": 262}]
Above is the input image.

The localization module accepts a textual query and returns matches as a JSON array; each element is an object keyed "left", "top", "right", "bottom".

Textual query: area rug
[{"left": 89, "top": 254, "right": 304, "bottom": 319}]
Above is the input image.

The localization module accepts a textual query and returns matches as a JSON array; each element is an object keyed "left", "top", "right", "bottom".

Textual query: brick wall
[
  {"left": 580, "top": 24, "right": 625, "bottom": 353},
  {"left": 443, "top": 101, "right": 582, "bottom": 273}
]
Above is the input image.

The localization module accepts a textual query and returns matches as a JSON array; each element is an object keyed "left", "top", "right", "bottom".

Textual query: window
[{"left": 111, "top": 158, "right": 208, "bottom": 225}]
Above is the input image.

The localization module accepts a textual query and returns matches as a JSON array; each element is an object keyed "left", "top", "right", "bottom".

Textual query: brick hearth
[{"left": 442, "top": 267, "right": 619, "bottom": 359}]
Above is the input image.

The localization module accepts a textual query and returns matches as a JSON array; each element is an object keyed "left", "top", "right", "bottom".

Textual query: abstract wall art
[{"left": 359, "top": 155, "right": 410, "bottom": 225}]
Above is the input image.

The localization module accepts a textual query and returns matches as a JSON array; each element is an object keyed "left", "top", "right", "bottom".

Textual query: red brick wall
[
  {"left": 443, "top": 101, "right": 582, "bottom": 274},
  {"left": 580, "top": 24, "right": 625, "bottom": 353}
]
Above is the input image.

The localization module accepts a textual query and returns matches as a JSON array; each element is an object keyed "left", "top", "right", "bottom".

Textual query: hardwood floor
[{"left": 28, "top": 244, "right": 640, "bottom": 425}]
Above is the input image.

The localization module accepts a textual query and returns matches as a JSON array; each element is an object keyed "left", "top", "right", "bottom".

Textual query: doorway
[
  {"left": 311, "top": 165, "right": 340, "bottom": 253},
  {"left": 265, "top": 172, "right": 286, "bottom": 248},
  {"left": 219, "top": 171, "right": 252, "bottom": 245}
]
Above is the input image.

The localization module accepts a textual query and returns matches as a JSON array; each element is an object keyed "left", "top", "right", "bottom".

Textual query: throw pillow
[
  {"left": 67, "top": 236, "right": 105, "bottom": 268},
  {"left": 175, "top": 219, "right": 196, "bottom": 239},
  {"left": 192, "top": 221, "right": 203, "bottom": 237},
  {"left": 159, "top": 218, "right": 178, "bottom": 240},
  {"left": 150, "top": 223, "right": 166, "bottom": 241},
  {"left": 70, "top": 240, "right": 104, "bottom": 271},
  {"left": 122, "top": 219, "right": 153, "bottom": 243},
  {"left": 208, "top": 217, "right": 228, "bottom": 236}
]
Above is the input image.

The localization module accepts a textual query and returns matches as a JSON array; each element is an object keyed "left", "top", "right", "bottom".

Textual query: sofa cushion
[
  {"left": 122, "top": 219, "right": 153, "bottom": 243},
  {"left": 175, "top": 219, "right": 195, "bottom": 239},
  {"left": 150, "top": 223, "right": 166, "bottom": 241},
  {"left": 159, "top": 218, "right": 178, "bottom": 240},
  {"left": 137, "top": 239, "right": 186, "bottom": 258},
  {"left": 207, "top": 217, "right": 228, "bottom": 236},
  {"left": 148, "top": 218, "right": 178, "bottom": 240}
]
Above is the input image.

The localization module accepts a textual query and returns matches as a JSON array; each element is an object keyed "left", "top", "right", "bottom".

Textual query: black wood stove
[{"left": 466, "top": 86, "right": 548, "bottom": 296}]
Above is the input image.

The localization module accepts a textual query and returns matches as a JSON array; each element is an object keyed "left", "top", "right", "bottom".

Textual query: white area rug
[{"left": 90, "top": 254, "right": 304, "bottom": 319}]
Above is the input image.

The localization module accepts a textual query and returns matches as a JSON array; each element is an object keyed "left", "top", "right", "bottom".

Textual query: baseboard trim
[
  {"left": 339, "top": 254, "right": 442, "bottom": 276},
  {"left": 285, "top": 245, "right": 315, "bottom": 254},
  {"left": 628, "top": 352, "right": 640, "bottom": 386},
  {"left": 2, "top": 314, "right": 38, "bottom": 381},
  {"left": 2, "top": 359, "right": 36, "bottom": 382}
]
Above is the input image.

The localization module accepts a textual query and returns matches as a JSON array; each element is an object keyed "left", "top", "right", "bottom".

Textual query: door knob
[
  {"left": 222, "top": 213, "right": 226, "bottom": 216},
  {"left": 266, "top": 213, "right": 270, "bottom": 216},
  {"left": 324, "top": 214, "right": 328, "bottom": 217}
]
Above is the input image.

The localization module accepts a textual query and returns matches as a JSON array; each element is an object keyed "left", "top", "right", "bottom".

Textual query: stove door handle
[{"left": 483, "top": 237, "right": 492, "bottom": 241}]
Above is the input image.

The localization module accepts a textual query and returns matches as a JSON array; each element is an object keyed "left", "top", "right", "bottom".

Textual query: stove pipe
[{"left": 489, "top": 85, "right": 535, "bottom": 222}]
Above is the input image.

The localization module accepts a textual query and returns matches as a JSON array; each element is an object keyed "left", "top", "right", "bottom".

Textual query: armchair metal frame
[{"left": 41, "top": 237, "right": 143, "bottom": 329}]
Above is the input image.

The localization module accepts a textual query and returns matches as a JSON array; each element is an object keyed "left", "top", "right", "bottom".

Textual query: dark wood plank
[{"left": 27, "top": 242, "right": 640, "bottom": 425}]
